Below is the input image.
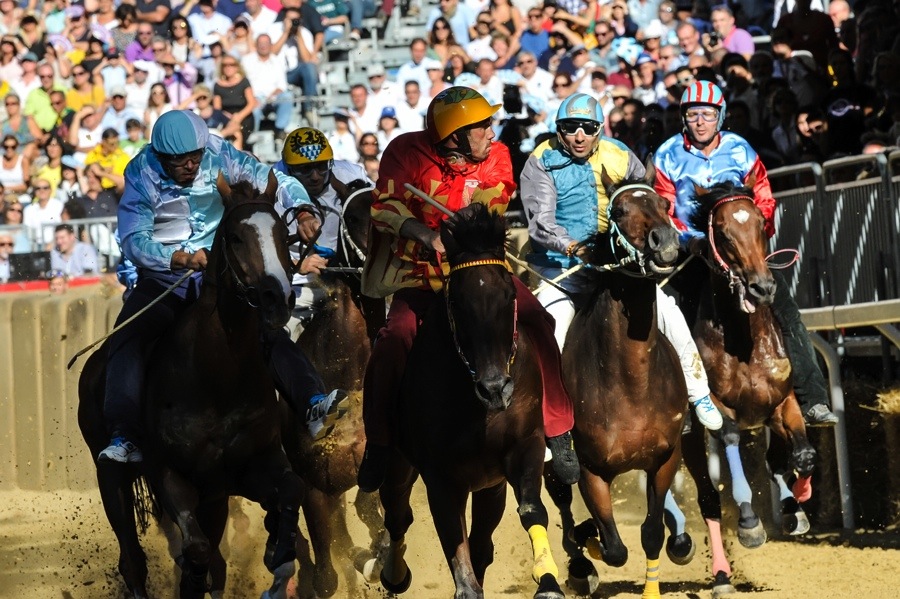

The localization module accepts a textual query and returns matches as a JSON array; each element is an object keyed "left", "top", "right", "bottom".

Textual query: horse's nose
[
  {"left": 747, "top": 274, "right": 776, "bottom": 305},
  {"left": 648, "top": 226, "right": 679, "bottom": 264},
  {"left": 475, "top": 374, "right": 514, "bottom": 410},
  {"left": 259, "top": 276, "right": 292, "bottom": 328}
]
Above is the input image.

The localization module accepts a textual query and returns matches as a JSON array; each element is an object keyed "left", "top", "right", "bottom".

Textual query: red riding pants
[{"left": 362, "top": 277, "right": 574, "bottom": 446}]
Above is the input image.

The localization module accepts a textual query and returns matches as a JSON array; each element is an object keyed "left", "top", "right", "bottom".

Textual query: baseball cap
[
  {"left": 368, "top": 63, "right": 386, "bottom": 77},
  {"left": 133, "top": 59, "right": 154, "bottom": 72},
  {"left": 107, "top": 48, "right": 120, "bottom": 59},
  {"left": 643, "top": 20, "right": 665, "bottom": 39},
  {"left": 423, "top": 57, "right": 443, "bottom": 71},
  {"left": 110, "top": 85, "right": 128, "bottom": 98},
  {"left": 20, "top": 51, "right": 38, "bottom": 62},
  {"left": 635, "top": 53, "right": 657, "bottom": 67},
  {"left": 380, "top": 106, "right": 397, "bottom": 119},
  {"left": 65, "top": 5, "right": 85, "bottom": 18}
]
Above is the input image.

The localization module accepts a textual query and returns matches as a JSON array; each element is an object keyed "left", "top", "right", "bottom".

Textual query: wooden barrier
[{"left": 0, "top": 284, "right": 122, "bottom": 491}]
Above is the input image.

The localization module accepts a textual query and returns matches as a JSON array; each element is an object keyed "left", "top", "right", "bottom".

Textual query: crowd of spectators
[{"left": 1, "top": 0, "right": 899, "bottom": 284}]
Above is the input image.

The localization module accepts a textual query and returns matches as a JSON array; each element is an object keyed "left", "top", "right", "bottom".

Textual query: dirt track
[{"left": 1, "top": 475, "right": 898, "bottom": 599}]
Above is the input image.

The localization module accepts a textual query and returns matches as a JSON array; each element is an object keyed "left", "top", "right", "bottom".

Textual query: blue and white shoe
[
  {"left": 98, "top": 437, "right": 143, "bottom": 463},
  {"left": 306, "top": 390, "right": 350, "bottom": 440},
  {"left": 692, "top": 395, "right": 723, "bottom": 431}
]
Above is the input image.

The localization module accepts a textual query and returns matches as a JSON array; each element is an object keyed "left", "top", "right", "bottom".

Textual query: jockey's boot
[
  {"left": 547, "top": 431, "right": 580, "bottom": 484},
  {"left": 357, "top": 443, "right": 391, "bottom": 493},
  {"left": 692, "top": 395, "right": 723, "bottom": 430},
  {"left": 98, "top": 436, "right": 143, "bottom": 463},
  {"left": 306, "top": 389, "right": 350, "bottom": 440},
  {"left": 804, "top": 404, "right": 838, "bottom": 427}
]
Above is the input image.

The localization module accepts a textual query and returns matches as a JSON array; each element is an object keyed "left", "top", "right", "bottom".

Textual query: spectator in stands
[
  {"left": 93, "top": 0, "right": 119, "bottom": 31},
  {"left": 0, "top": 134, "right": 29, "bottom": 195},
  {"left": 348, "top": 0, "right": 378, "bottom": 42},
  {"left": 169, "top": 16, "right": 201, "bottom": 65},
  {"left": 145, "top": 83, "right": 173, "bottom": 136},
  {"left": 676, "top": 21, "right": 705, "bottom": 64},
  {"left": 76, "top": 164, "right": 119, "bottom": 220},
  {"left": 158, "top": 52, "right": 197, "bottom": 108},
  {"left": 24, "top": 63, "right": 65, "bottom": 134},
  {"left": 770, "top": 88, "right": 804, "bottom": 163},
  {"left": 57, "top": 156, "right": 83, "bottom": 203},
  {"left": 34, "top": 134, "right": 66, "bottom": 194},
  {"left": 471, "top": 58, "right": 504, "bottom": 108},
  {"left": 241, "top": 0, "right": 278, "bottom": 36},
  {"left": 827, "top": 0, "right": 852, "bottom": 31},
  {"left": 654, "top": 0, "right": 678, "bottom": 44},
  {"left": 520, "top": 7, "right": 550, "bottom": 60},
  {"left": 590, "top": 20, "right": 621, "bottom": 75},
  {"left": 124, "top": 62, "right": 154, "bottom": 114},
  {"left": 23, "top": 176, "right": 63, "bottom": 246},
  {"left": 348, "top": 83, "right": 380, "bottom": 138},
  {"left": 723, "top": 99, "right": 781, "bottom": 167},
  {"left": 197, "top": 41, "right": 224, "bottom": 84},
  {"left": 181, "top": 84, "right": 241, "bottom": 145},
  {"left": 395, "top": 38, "right": 431, "bottom": 97},
  {"left": 241, "top": 34, "right": 291, "bottom": 141},
  {"left": 445, "top": 53, "right": 470, "bottom": 83},
  {"left": 222, "top": 17, "right": 255, "bottom": 58},
  {"left": 134, "top": 0, "right": 172, "bottom": 37},
  {"left": 720, "top": 53, "right": 759, "bottom": 128},
  {"left": 80, "top": 36, "right": 109, "bottom": 78},
  {"left": 2, "top": 93, "right": 39, "bottom": 149},
  {"left": 610, "top": 0, "right": 639, "bottom": 38},
  {"left": 111, "top": 4, "right": 140, "bottom": 53},
  {"left": 516, "top": 50, "right": 554, "bottom": 103},
  {"left": 84, "top": 128, "right": 129, "bottom": 193},
  {"left": 95, "top": 49, "right": 130, "bottom": 98},
  {"left": 51, "top": 223, "right": 99, "bottom": 276},
  {"left": 486, "top": 0, "right": 523, "bottom": 41},
  {"left": 0, "top": 232, "right": 12, "bottom": 282},
  {"left": 1, "top": 199, "right": 30, "bottom": 252},
  {"left": 100, "top": 87, "right": 142, "bottom": 137},
  {"left": 327, "top": 110, "right": 360, "bottom": 162},
  {"left": 770, "top": 28, "right": 829, "bottom": 110},
  {"left": 0, "top": 35, "right": 20, "bottom": 80},
  {"left": 774, "top": 0, "right": 836, "bottom": 71},
  {"left": 66, "top": 63, "right": 105, "bottom": 112},
  {"left": 631, "top": 53, "right": 665, "bottom": 105},
  {"left": 429, "top": 16, "right": 469, "bottom": 67},
  {"left": 69, "top": 105, "right": 105, "bottom": 164},
  {"left": 9, "top": 50, "right": 39, "bottom": 102},
  {"left": 564, "top": 44, "right": 597, "bottom": 94},
  {"left": 213, "top": 56, "right": 257, "bottom": 146},
  {"left": 47, "top": 271, "right": 69, "bottom": 294},
  {"left": 366, "top": 63, "right": 397, "bottom": 117},
  {"left": 490, "top": 32, "right": 517, "bottom": 70},
  {"left": 467, "top": 12, "right": 497, "bottom": 62},
  {"left": 376, "top": 106, "right": 403, "bottom": 150},
  {"left": 546, "top": 72, "right": 575, "bottom": 131},
  {"left": 358, "top": 131, "right": 380, "bottom": 162},
  {"left": 124, "top": 23, "right": 156, "bottom": 63},
  {"left": 361, "top": 155, "right": 379, "bottom": 182},
  {"left": 62, "top": 6, "right": 93, "bottom": 52},
  {"left": 273, "top": 6, "right": 320, "bottom": 124},
  {"left": 395, "top": 81, "right": 427, "bottom": 132},
  {"left": 186, "top": 0, "right": 234, "bottom": 53},
  {"left": 308, "top": 0, "right": 350, "bottom": 45},
  {"left": 705, "top": 5, "right": 753, "bottom": 61},
  {"left": 427, "top": 0, "right": 477, "bottom": 46}
]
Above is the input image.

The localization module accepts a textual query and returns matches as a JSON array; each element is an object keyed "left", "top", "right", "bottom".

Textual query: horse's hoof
[
  {"left": 380, "top": 566, "right": 412, "bottom": 594},
  {"left": 711, "top": 571, "right": 737, "bottom": 598},
  {"left": 666, "top": 532, "right": 696, "bottom": 565},
  {"left": 783, "top": 509, "right": 811, "bottom": 536},
  {"left": 566, "top": 556, "right": 599, "bottom": 596},
  {"left": 534, "top": 572, "right": 565, "bottom": 599},
  {"left": 737, "top": 519, "right": 767, "bottom": 549}
]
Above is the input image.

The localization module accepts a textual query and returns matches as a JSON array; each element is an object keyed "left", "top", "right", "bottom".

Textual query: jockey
[
  {"left": 653, "top": 80, "right": 838, "bottom": 427},
  {"left": 520, "top": 92, "right": 723, "bottom": 432},
  {"left": 355, "top": 87, "right": 580, "bottom": 492},
  {"left": 273, "top": 127, "right": 380, "bottom": 338},
  {"left": 98, "top": 110, "right": 350, "bottom": 464}
]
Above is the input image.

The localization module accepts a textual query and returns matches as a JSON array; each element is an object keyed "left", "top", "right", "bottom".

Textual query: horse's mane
[
  {"left": 605, "top": 175, "right": 654, "bottom": 199},
  {"left": 687, "top": 181, "right": 755, "bottom": 232},
  {"left": 443, "top": 202, "right": 508, "bottom": 261}
]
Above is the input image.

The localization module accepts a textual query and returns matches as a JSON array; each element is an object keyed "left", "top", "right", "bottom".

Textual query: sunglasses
[
  {"left": 684, "top": 109, "right": 719, "bottom": 123},
  {"left": 557, "top": 120, "right": 602, "bottom": 136},
  {"left": 360, "top": 141, "right": 378, "bottom": 146},
  {"left": 0, "top": 241, "right": 14, "bottom": 247},
  {"left": 434, "top": 24, "right": 448, "bottom": 30},
  {"left": 6, "top": 207, "right": 22, "bottom": 213},
  {"left": 222, "top": 62, "right": 238, "bottom": 67},
  {"left": 3, "top": 144, "right": 17, "bottom": 149},
  {"left": 552, "top": 81, "right": 569, "bottom": 88},
  {"left": 517, "top": 59, "right": 535, "bottom": 66},
  {"left": 289, "top": 160, "right": 332, "bottom": 178},
  {"left": 39, "top": 74, "right": 54, "bottom": 79},
  {"left": 73, "top": 70, "right": 87, "bottom": 75},
  {"left": 157, "top": 148, "right": 204, "bottom": 168},
  {"left": 5, "top": 101, "right": 19, "bottom": 106},
  {"left": 196, "top": 95, "right": 209, "bottom": 100},
  {"left": 34, "top": 185, "right": 51, "bottom": 190}
]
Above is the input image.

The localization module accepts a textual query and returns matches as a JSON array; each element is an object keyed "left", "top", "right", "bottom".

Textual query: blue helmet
[
  {"left": 680, "top": 80, "right": 727, "bottom": 130},
  {"left": 151, "top": 110, "right": 210, "bottom": 155},
  {"left": 556, "top": 93, "right": 604, "bottom": 126}
]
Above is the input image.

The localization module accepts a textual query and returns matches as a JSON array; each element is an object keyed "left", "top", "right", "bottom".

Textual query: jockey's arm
[
  {"left": 520, "top": 153, "right": 575, "bottom": 256},
  {"left": 652, "top": 162, "right": 692, "bottom": 237},
  {"left": 119, "top": 163, "right": 184, "bottom": 272},
  {"left": 745, "top": 156, "right": 776, "bottom": 238}
]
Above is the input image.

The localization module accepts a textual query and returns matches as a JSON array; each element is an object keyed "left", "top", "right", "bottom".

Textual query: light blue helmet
[
  {"left": 151, "top": 110, "right": 210, "bottom": 155},
  {"left": 556, "top": 93, "right": 604, "bottom": 125},
  {"left": 680, "top": 80, "right": 727, "bottom": 130}
]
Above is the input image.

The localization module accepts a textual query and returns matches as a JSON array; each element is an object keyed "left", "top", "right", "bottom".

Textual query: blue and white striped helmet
[{"left": 151, "top": 110, "right": 210, "bottom": 155}]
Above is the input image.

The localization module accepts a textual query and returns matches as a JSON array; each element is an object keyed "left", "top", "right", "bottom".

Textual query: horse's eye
[
  {"left": 610, "top": 208, "right": 624, "bottom": 221},
  {"left": 228, "top": 233, "right": 243, "bottom": 244}
]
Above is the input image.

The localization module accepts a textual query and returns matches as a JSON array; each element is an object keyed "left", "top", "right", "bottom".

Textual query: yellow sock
[
  {"left": 527, "top": 525, "right": 559, "bottom": 582},
  {"left": 642, "top": 558, "right": 661, "bottom": 599}
]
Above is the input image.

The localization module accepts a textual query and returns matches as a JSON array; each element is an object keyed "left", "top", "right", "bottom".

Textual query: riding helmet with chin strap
[
  {"left": 151, "top": 110, "right": 210, "bottom": 155},
  {"left": 680, "top": 80, "right": 727, "bottom": 130},
  {"left": 425, "top": 86, "right": 501, "bottom": 159},
  {"left": 283, "top": 127, "right": 334, "bottom": 167},
  {"left": 555, "top": 93, "right": 604, "bottom": 158}
]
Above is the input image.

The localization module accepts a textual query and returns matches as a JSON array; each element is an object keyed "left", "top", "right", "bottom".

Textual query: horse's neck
[
  {"left": 706, "top": 274, "right": 784, "bottom": 360},
  {"left": 199, "top": 247, "right": 260, "bottom": 342},
  {"left": 586, "top": 274, "right": 659, "bottom": 357}
]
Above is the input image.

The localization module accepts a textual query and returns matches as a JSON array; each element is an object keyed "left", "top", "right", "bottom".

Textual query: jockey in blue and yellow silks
[{"left": 520, "top": 93, "right": 723, "bottom": 431}]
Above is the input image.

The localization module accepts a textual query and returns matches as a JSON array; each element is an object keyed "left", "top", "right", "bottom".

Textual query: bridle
[
  {"left": 338, "top": 186, "right": 372, "bottom": 265},
  {"left": 219, "top": 199, "right": 286, "bottom": 308},
  {"left": 445, "top": 258, "right": 518, "bottom": 380}
]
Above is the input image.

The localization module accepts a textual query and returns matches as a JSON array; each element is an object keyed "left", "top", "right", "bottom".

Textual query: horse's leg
[
  {"left": 424, "top": 479, "right": 482, "bottom": 599},
  {"left": 766, "top": 427, "right": 812, "bottom": 536},
  {"left": 301, "top": 488, "right": 339, "bottom": 597},
  {"left": 640, "top": 451, "right": 681, "bottom": 599},
  {"left": 378, "top": 458, "right": 417, "bottom": 594},
  {"left": 155, "top": 466, "right": 212, "bottom": 599},
  {"left": 662, "top": 490, "right": 695, "bottom": 565},
  {"left": 293, "top": 522, "right": 317, "bottom": 599},
  {"left": 197, "top": 497, "right": 229, "bottom": 599},
  {"left": 577, "top": 470, "right": 627, "bottom": 567},
  {"left": 468, "top": 483, "right": 506, "bottom": 586},
  {"left": 95, "top": 465, "right": 150, "bottom": 599},
  {"left": 327, "top": 493, "right": 365, "bottom": 596},
  {"left": 543, "top": 466, "right": 598, "bottom": 595},
  {"left": 770, "top": 390, "right": 817, "bottom": 501},
  {"left": 681, "top": 424, "right": 736, "bottom": 597},
  {"left": 355, "top": 489, "right": 388, "bottom": 576},
  {"left": 718, "top": 416, "right": 767, "bottom": 549}
]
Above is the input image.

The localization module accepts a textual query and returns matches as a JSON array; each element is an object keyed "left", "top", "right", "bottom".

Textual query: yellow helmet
[
  {"left": 282, "top": 127, "right": 334, "bottom": 165},
  {"left": 425, "top": 86, "right": 501, "bottom": 144}
]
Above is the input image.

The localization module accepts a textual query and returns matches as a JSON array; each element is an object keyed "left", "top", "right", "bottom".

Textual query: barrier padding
[{"left": 0, "top": 285, "right": 123, "bottom": 491}]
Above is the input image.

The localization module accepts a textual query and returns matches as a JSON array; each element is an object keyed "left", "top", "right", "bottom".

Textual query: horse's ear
[
  {"left": 694, "top": 183, "right": 709, "bottom": 197},
  {"left": 600, "top": 165, "right": 614, "bottom": 193},
  {"left": 264, "top": 168, "right": 279, "bottom": 204},
  {"left": 644, "top": 154, "right": 656, "bottom": 186},
  {"left": 744, "top": 172, "right": 756, "bottom": 190},
  {"left": 216, "top": 171, "right": 234, "bottom": 208}
]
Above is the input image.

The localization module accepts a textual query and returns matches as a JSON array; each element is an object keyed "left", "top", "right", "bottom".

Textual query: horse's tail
[{"left": 133, "top": 475, "right": 162, "bottom": 535}]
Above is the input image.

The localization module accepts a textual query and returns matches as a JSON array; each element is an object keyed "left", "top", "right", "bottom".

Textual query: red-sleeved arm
[
  {"left": 654, "top": 167, "right": 689, "bottom": 232},
  {"left": 745, "top": 156, "right": 776, "bottom": 238}
]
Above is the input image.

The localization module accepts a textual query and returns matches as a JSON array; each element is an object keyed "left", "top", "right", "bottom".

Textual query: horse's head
[
  {"left": 592, "top": 160, "right": 680, "bottom": 275},
  {"left": 440, "top": 203, "right": 516, "bottom": 411},
  {"left": 690, "top": 178, "right": 775, "bottom": 312},
  {"left": 338, "top": 180, "right": 374, "bottom": 266},
  {"left": 214, "top": 170, "right": 295, "bottom": 329}
]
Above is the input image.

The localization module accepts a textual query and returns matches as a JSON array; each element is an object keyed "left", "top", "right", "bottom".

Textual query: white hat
[
  {"left": 643, "top": 20, "right": 665, "bottom": 40},
  {"left": 368, "top": 63, "right": 386, "bottom": 77},
  {"left": 422, "top": 57, "right": 444, "bottom": 71}
]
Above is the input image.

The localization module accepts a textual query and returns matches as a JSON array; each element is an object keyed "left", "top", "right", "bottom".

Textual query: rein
[
  {"left": 338, "top": 187, "right": 372, "bottom": 265},
  {"left": 217, "top": 198, "right": 284, "bottom": 308},
  {"left": 592, "top": 183, "right": 662, "bottom": 277},
  {"left": 445, "top": 258, "right": 518, "bottom": 379}
]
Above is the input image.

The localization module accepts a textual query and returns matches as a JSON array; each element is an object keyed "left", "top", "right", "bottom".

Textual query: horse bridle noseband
[
  {"left": 338, "top": 187, "right": 372, "bottom": 265},
  {"left": 445, "top": 259, "right": 518, "bottom": 380},
  {"left": 596, "top": 183, "right": 674, "bottom": 277}
]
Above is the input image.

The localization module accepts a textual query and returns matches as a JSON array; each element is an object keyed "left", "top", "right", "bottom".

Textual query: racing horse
[
  {"left": 545, "top": 166, "right": 696, "bottom": 599},
  {"left": 677, "top": 181, "right": 816, "bottom": 597},
  {"left": 78, "top": 171, "right": 304, "bottom": 599},
  {"left": 377, "top": 202, "right": 565, "bottom": 599},
  {"left": 282, "top": 182, "right": 389, "bottom": 598}
]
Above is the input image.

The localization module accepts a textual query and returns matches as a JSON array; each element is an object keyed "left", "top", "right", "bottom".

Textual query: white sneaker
[
  {"left": 306, "top": 390, "right": 350, "bottom": 440},
  {"left": 98, "top": 437, "right": 143, "bottom": 463},
  {"left": 692, "top": 395, "right": 723, "bottom": 431}
]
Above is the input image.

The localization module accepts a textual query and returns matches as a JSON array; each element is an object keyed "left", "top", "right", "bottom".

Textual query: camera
[
  {"left": 290, "top": 18, "right": 301, "bottom": 28},
  {"left": 709, "top": 32, "right": 720, "bottom": 45}
]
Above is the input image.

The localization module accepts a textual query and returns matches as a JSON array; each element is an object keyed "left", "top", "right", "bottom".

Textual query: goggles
[
  {"left": 288, "top": 159, "right": 333, "bottom": 178},
  {"left": 557, "top": 120, "right": 602, "bottom": 137},
  {"left": 156, "top": 148, "right": 204, "bottom": 168},
  {"left": 684, "top": 108, "right": 719, "bottom": 123}
]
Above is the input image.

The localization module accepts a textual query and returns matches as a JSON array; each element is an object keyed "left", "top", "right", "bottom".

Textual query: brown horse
[
  {"left": 377, "top": 203, "right": 564, "bottom": 599},
  {"left": 677, "top": 181, "right": 816, "bottom": 598},
  {"left": 545, "top": 167, "right": 694, "bottom": 599},
  {"left": 282, "top": 183, "right": 388, "bottom": 598},
  {"left": 78, "top": 172, "right": 304, "bottom": 599}
]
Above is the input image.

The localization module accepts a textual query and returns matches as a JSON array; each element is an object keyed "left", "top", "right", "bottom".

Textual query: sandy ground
[{"left": 1, "top": 475, "right": 898, "bottom": 599}]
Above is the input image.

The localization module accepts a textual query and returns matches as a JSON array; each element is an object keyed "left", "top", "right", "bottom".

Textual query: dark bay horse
[
  {"left": 78, "top": 172, "right": 304, "bottom": 599},
  {"left": 677, "top": 181, "right": 816, "bottom": 597},
  {"left": 377, "top": 203, "right": 564, "bottom": 599},
  {"left": 282, "top": 183, "right": 388, "bottom": 598},
  {"left": 546, "top": 166, "right": 695, "bottom": 598}
]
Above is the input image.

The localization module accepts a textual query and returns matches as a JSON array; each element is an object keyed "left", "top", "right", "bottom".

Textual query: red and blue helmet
[{"left": 680, "top": 81, "right": 726, "bottom": 130}]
